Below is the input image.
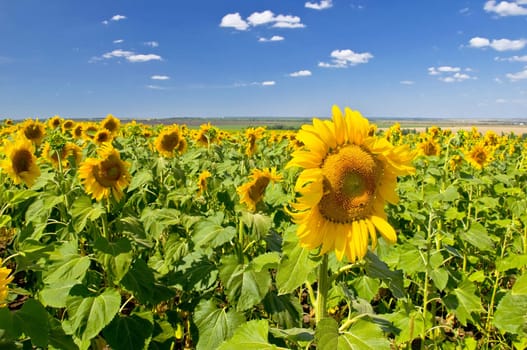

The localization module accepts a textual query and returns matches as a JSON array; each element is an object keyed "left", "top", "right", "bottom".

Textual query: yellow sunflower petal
[
  {"left": 370, "top": 215, "right": 397, "bottom": 243},
  {"left": 331, "top": 105, "right": 346, "bottom": 145},
  {"left": 345, "top": 107, "right": 369, "bottom": 145}
]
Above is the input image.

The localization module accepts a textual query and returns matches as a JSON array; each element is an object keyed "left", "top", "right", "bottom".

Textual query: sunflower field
[{"left": 0, "top": 106, "right": 527, "bottom": 349}]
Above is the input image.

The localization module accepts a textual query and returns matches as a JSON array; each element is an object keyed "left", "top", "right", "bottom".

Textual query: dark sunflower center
[
  {"left": 13, "top": 149, "right": 32, "bottom": 174},
  {"left": 423, "top": 141, "right": 438, "bottom": 156},
  {"left": 318, "top": 145, "right": 381, "bottom": 223},
  {"left": 474, "top": 150, "right": 486, "bottom": 164},
  {"left": 248, "top": 177, "right": 270, "bottom": 202},
  {"left": 24, "top": 125, "right": 43, "bottom": 140},
  {"left": 161, "top": 133, "right": 179, "bottom": 152},
  {"left": 93, "top": 156, "right": 122, "bottom": 187}
]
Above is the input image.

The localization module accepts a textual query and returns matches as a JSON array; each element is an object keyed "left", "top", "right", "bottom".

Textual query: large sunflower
[
  {"left": 78, "top": 144, "right": 131, "bottom": 201},
  {"left": 21, "top": 119, "right": 46, "bottom": 145},
  {"left": 237, "top": 168, "right": 282, "bottom": 211},
  {"left": 0, "top": 135, "right": 41, "bottom": 187},
  {"left": 101, "top": 114, "right": 121, "bottom": 136},
  {"left": 154, "top": 126, "right": 181, "bottom": 157},
  {"left": 465, "top": 142, "right": 493, "bottom": 170},
  {"left": 0, "top": 258, "right": 13, "bottom": 307},
  {"left": 287, "top": 106, "right": 415, "bottom": 262}
]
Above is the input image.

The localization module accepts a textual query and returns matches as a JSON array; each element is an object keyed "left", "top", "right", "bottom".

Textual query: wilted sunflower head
[
  {"left": 21, "top": 119, "right": 46, "bottom": 145},
  {"left": 237, "top": 168, "right": 282, "bottom": 212},
  {"left": 155, "top": 126, "right": 181, "bottom": 157},
  {"left": 0, "top": 258, "right": 14, "bottom": 307},
  {"left": 101, "top": 114, "right": 121, "bottom": 136},
  {"left": 78, "top": 144, "right": 131, "bottom": 201},
  {"left": 0, "top": 135, "right": 41, "bottom": 187},
  {"left": 287, "top": 105, "right": 415, "bottom": 262}
]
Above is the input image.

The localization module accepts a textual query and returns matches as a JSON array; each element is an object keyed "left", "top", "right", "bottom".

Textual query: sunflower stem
[{"left": 315, "top": 253, "right": 329, "bottom": 324}]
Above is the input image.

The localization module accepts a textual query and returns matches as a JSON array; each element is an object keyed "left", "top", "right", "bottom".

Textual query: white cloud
[
  {"left": 469, "top": 36, "right": 527, "bottom": 51},
  {"left": 289, "top": 70, "right": 312, "bottom": 77},
  {"left": 400, "top": 80, "right": 415, "bottom": 85},
  {"left": 144, "top": 41, "right": 159, "bottom": 48},
  {"left": 484, "top": 0, "right": 527, "bottom": 16},
  {"left": 220, "top": 13, "right": 249, "bottom": 30},
  {"left": 111, "top": 14, "right": 127, "bottom": 21},
  {"left": 151, "top": 75, "right": 170, "bottom": 80},
  {"left": 95, "top": 49, "right": 162, "bottom": 63},
  {"left": 429, "top": 66, "right": 475, "bottom": 82},
  {"left": 259, "top": 35, "right": 285, "bottom": 42},
  {"left": 319, "top": 49, "right": 373, "bottom": 68},
  {"left": 305, "top": 0, "right": 333, "bottom": 10},
  {"left": 113, "top": 39, "right": 124, "bottom": 44},
  {"left": 261, "top": 81, "right": 276, "bottom": 86},
  {"left": 221, "top": 10, "right": 305, "bottom": 30},
  {"left": 146, "top": 85, "right": 167, "bottom": 90},
  {"left": 496, "top": 55, "right": 527, "bottom": 62},
  {"left": 507, "top": 67, "right": 527, "bottom": 81}
]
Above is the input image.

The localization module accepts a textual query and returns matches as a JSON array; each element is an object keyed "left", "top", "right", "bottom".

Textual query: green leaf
[
  {"left": 127, "top": 169, "right": 153, "bottom": 192},
  {"left": 262, "top": 291, "right": 302, "bottom": 329},
  {"left": 15, "top": 299, "right": 50, "bottom": 348},
  {"left": 241, "top": 212, "right": 272, "bottom": 239},
  {"left": 494, "top": 292, "right": 527, "bottom": 336},
  {"left": 70, "top": 196, "right": 104, "bottom": 233},
  {"left": 496, "top": 254, "right": 527, "bottom": 273},
  {"left": 48, "top": 315, "right": 78, "bottom": 350},
  {"left": 120, "top": 259, "right": 156, "bottom": 304},
  {"left": 0, "top": 307, "right": 22, "bottom": 342},
  {"left": 460, "top": 222, "right": 494, "bottom": 252},
  {"left": 351, "top": 275, "right": 381, "bottom": 302},
  {"left": 276, "top": 227, "right": 318, "bottom": 295},
  {"left": 192, "top": 213, "right": 236, "bottom": 251},
  {"left": 513, "top": 273, "right": 527, "bottom": 295},
  {"left": 269, "top": 327, "right": 314, "bottom": 343},
  {"left": 103, "top": 314, "right": 154, "bottom": 350},
  {"left": 385, "top": 303, "right": 430, "bottom": 344},
  {"left": 315, "top": 317, "right": 389, "bottom": 350},
  {"left": 251, "top": 252, "right": 280, "bottom": 272},
  {"left": 364, "top": 252, "right": 405, "bottom": 299},
  {"left": 140, "top": 207, "right": 180, "bottom": 238},
  {"left": 43, "top": 256, "right": 90, "bottom": 285},
  {"left": 430, "top": 268, "right": 449, "bottom": 291},
  {"left": 194, "top": 299, "right": 245, "bottom": 350},
  {"left": 218, "top": 320, "right": 281, "bottom": 350},
  {"left": 443, "top": 279, "right": 483, "bottom": 326},
  {"left": 94, "top": 237, "right": 132, "bottom": 256},
  {"left": 64, "top": 288, "right": 121, "bottom": 343}
]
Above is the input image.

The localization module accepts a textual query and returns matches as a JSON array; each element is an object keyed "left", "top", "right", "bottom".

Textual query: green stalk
[
  {"left": 421, "top": 211, "right": 434, "bottom": 349},
  {"left": 315, "top": 254, "right": 329, "bottom": 323}
]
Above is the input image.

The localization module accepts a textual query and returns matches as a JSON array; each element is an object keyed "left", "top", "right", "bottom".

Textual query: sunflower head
[
  {"left": 0, "top": 258, "right": 14, "bottom": 307},
  {"left": 287, "top": 105, "right": 415, "bottom": 262},
  {"left": 62, "top": 119, "right": 75, "bottom": 133},
  {"left": 101, "top": 114, "right": 121, "bottom": 136},
  {"left": 155, "top": 126, "right": 181, "bottom": 157},
  {"left": 0, "top": 134, "right": 41, "bottom": 187},
  {"left": 198, "top": 170, "right": 212, "bottom": 195},
  {"left": 78, "top": 145, "right": 131, "bottom": 201},
  {"left": 237, "top": 168, "right": 282, "bottom": 211},
  {"left": 94, "top": 129, "right": 113, "bottom": 145},
  {"left": 465, "top": 143, "right": 493, "bottom": 170},
  {"left": 21, "top": 119, "right": 46, "bottom": 145},
  {"left": 47, "top": 115, "right": 62, "bottom": 129},
  {"left": 418, "top": 137, "right": 441, "bottom": 157}
]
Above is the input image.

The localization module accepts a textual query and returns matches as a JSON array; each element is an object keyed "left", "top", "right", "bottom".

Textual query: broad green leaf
[
  {"left": 218, "top": 320, "right": 282, "bottom": 350},
  {"left": 496, "top": 254, "right": 527, "bottom": 273},
  {"left": 43, "top": 256, "right": 90, "bottom": 285},
  {"left": 127, "top": 169, "right": 153, "bottom": 192},
  {"left": 194, "top": 299, "right": 245, "bottom": 350},
  {"left": 103, "top": 314, "right": 154, "bottom": 350},
  {"left": 0, "top": 307, "right": 22, "bottom": 342},
  {"left": 269, "top": 327, "right": 314, "bottom": 343},
  {"left": 513, "top": 273, "right": 527, "bottom": 295},
  {"left": 385, "top": 306, "right": 429, "bottom": 344},
  {"left": 120, "top": 259, "right": 173, "bottom": 305},
  {"left": 14, "top": 299, "right": 50, "bottom": 348},
  {"left": 64, "top": 288, "right": 121, "bottom": 343},
  {"left": 70, "top": 196, "right": 104, "bottom": 233},
  {"left": 351, "top": 275, "right": 381, "bottom": 302},
  {"left": 192, "top": 213, "right": 236, "bottom": 251},
  {"left": 276, "top": 227, "right": 318, "bottom": 295},
  {"left": 494, "top": 292, "right": 527, "bottom": 336},
  {"left": 47, "top": 315, "right": 78, "bottom": 350},
  {"left": 94, "top": 237, "right": 132, "bottom": 256},
  {"left": 241, "top": 212, "right": 272, "bottom": 239},
  {"left": 430, "top": 268, "right": 449, "bottom": 291},
  {"left": 140, "top": 207, "right": 180, "bottom": 238},
  {"left": 315, "top": 317, "right": 389, "bottom": 350},
  {"left": 364, "top": 252, "right": 405, "bottom": 299},
  {"left": 460, "top": 222, "right": 494, "bottom": 252},
  {"left": 443, "top": 279, "right": 483, "bottom": 326},
  {"left": 251, "top": 252, "right": 280, "bottom": 272},
  {"left": 262, "top": 291, "right": 302, "bottom": 329}
]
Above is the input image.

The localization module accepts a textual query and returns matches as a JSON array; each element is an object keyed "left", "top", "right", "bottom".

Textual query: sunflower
[
  {"left": 101, "top": 114, "right": 121, "bottom": 136},
  {"left": 0, "top": 259, "right": 13, "bottom": 307},
  {"left": 41, "top": 141, "right": 82, "bottom": 169},
  {"left": 155, "top": 126, "right": 181, "bottom": 157},
  {"left": 21, "top": 119, "right": 46, "bottom": 145},
  {"left": 418, "top": 137, "right": 440, "bottom": 156},
  {"left": 47, "top": 115, "right": 62, "bottom": 129},
  {"left": 93, "top": 129, "right": 113, "bottom": 145},
  {"left": 237, "top": 168, "right": 282, "bottom": 211},
  {"left": 73, "top": 123, "right": 84, "bottom": 139},
  {"left": 195, "top": 123, "right": 218, "bottom": 146},
  {"left": 287, "top": 106, "right": 415, "bottom": 262},
  {"left": 244, "top": 127, "right": 265, "bottom": 157},
  {"left": 78, "top": 144, "right": 131, "bottom": 201},
  {"left": 82, "top": 123, "right": 99, "bottom": 140},
  {"left": 198, "top": 170, "right": 212, "bottom": 195},
  {"left": 465, "top": 143, "right": 493, "bottom": 170},
  {"left": 61, "top": 119, "right": 75, "bottom": 134},
  {"left": 0, "top": 135, "right": 41, "bottom": 187}
]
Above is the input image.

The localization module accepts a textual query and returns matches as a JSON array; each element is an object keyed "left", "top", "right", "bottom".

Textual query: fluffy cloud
[
  {"left": 289, "top": 70, "right": 312, "bottom": 77},
  {"left": 220, "top": 13, "right": 249, "bottom": 30},
  {"left": 258, "top": 35, "right": 285, "bottom": 42},
  {"left": 484, "top": 0, "right": 527, "bottom": 16},
  {"left": 151, "top": 75, "right": 170, "bottom": 80},
  {"left": 94, "top": 49, "right": 162, "bottom": 63},
  {"left": 220, "top": 11, "right": 305, "bottom": 30},
  {"left": 111, "top": 15, "right": 127, "bottom": 21},
  {"left": 319, "top": 49, "right": 373, "bottom": 68},
  {"left": 305, "top": 0, "right": 333, "bottom": 10},
  {"left": 428, "top": 66, "right": 475, "bottom": 82},
  {"left": 261, "top": 81, "right": 276, "bottom": 86},
  {"left": 506, "top": 67, "right": 527, "bottom": 81},
  {"left": 469, "top": 36, "right": 527, "bottom": 51}
]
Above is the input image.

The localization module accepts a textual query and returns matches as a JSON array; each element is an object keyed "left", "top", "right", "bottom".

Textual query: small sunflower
[
  {"left": 47, "top": 115, "right": 62, "bottom": 129},
  {"left": 21, "top": 119, "right": 46, "bottom": 145},
  {"left": 61, "top": 119, "right": 75, "bottom": 134},
  {"left": 41, "top": 141, "right": 82, "bottom": 169},
  {"left": 465, "top": 143, "right": 493, "bottom": 170},
  {"left": 418, "top": 137, "right": 440, "bottom": 157},
  {"left": 0, "top": 259, "right": 13, "bottom": 307},
  {"left": 198, "top": 170, "right": 212, "bottom": 195},
  {"left": 0, "top": 135, "right": 41, "bottom": 187},
  {"left": 78, "top": 144, "right": 131, "bottom": 201},
  {"left": 244, "top": 127, "right": 265, "bottom": 157},
  {"left": 101, "top": 114, "right": 121, "bottom": 136},
  {"left": 237, "top": 168, "right": 282, "bottom": 211},
  {"left": 287, "top": 106, "right": 415, "bottom": 262},
  {"left": 82, "top": 123, "right": 99, "bottom": 140},
  {"left": 73, "top": 124, "right": 84, "bottom": 139},
  {"left": 93, "top": 129, "right": 113, "bottom": 145},
  {"left": 155, "top": 126, "right": 181, "bottom": 157}
]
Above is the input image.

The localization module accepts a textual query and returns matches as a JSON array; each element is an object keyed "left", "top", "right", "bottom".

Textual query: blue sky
[{"left": 1, "top": 1, "right": 526, "bottom": 120}]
